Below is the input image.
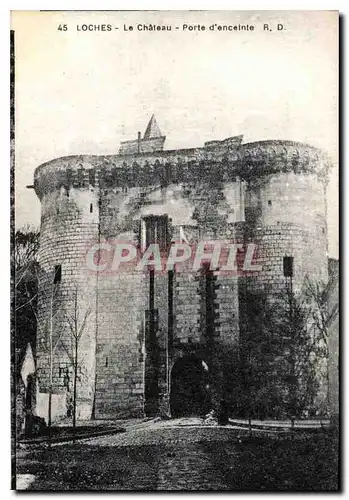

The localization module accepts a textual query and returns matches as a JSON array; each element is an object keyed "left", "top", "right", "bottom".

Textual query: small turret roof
[{"left": 143, "top": 114, "right": 162, "bottom": 139}]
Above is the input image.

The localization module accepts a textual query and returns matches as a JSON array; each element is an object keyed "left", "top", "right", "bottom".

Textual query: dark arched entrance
[{"left": 170, "top": 356, "right": 211, "bottom": 417}]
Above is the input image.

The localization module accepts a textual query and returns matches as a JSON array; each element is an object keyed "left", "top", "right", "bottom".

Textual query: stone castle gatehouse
[{"left": 33, "top": 116, "right": 330, "bottom": 420}]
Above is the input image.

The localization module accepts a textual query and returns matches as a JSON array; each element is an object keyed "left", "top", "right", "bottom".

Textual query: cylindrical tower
[
  {"left": 239, "top": 140, "right": 329, "bottom": 294},
  {"left": 34, "top": 157, "right": 100, "bottom": 421},
  {"left": 235, "top": 140, "right": 331, "bottom": 416}
]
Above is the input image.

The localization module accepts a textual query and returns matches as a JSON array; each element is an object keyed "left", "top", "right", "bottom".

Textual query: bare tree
[
  {"left": 14, "top": 226, "right": 40, "bottom": 288},
  {"left": 27, "top": 269, "right": 63, "bottom": 432},
  {"left": 61, "top": 287, "right": 91, "bottom": 429},
  {"left": 13, "top": 227, "right": 40, "bottom": 440},
  {"left": 14, "top": 227, "right": 40, "bottom": 353}
]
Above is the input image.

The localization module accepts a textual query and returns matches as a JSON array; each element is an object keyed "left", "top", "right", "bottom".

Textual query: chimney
[{"left": 137, "top": 131, "right": 141, "bottom": 154}]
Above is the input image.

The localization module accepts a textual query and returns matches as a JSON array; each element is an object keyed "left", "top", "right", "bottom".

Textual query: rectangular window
[
  {"left": 283, "top": 256, "right": 294, "bottom": 278},
  {"left": 141, "top": 215, "right": 169, "bottom": 251}
]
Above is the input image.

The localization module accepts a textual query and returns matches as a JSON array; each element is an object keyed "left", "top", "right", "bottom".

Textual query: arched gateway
[{"left": 170, "top": 356, "right": 211, "bottom": 417}]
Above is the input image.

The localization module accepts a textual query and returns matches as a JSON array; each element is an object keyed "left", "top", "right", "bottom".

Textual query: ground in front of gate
[{"left": 15, "top": 418, "right": 339, "bottom": 491}]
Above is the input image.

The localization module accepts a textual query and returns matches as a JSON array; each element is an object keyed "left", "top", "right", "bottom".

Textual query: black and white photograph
[{"left": 11, "top": 9, "right": 339, "bottom": 491}]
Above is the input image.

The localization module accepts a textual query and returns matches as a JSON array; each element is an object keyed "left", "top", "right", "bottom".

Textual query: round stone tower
[
  {"left": 237, "top": 140, "right": 330, "bottom": 294},
  {"left": 34, "top": 158, "right": 100, "bottom": 421},
  {"left": 234, "top": 140, "right": 331, "bottom": 415}
]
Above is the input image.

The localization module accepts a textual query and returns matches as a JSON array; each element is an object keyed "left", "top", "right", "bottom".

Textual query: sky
[{"left": 11, "top": 10, "right": 338, "bottom": 257}]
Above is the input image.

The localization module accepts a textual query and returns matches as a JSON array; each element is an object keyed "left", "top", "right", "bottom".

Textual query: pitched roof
[{"left": 143, "top": 115, "right": 162, "bottom": 139}]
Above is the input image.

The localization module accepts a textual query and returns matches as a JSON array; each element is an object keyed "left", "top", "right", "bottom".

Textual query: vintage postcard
[{"left": 11, "top": 10, "right": 339, "bottom": 491}]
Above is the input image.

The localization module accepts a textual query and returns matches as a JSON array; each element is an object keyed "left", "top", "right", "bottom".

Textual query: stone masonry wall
[{"left": 94, "top": 180, "right": 243, "bottom": 417}]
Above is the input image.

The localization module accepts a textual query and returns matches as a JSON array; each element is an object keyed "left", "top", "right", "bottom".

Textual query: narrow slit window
[
  {"left": 90, "top": 203, "right": 93, "bottom": 213},
  {"left": 54, "top": 264, "right": 62, "bottom": 284}
]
